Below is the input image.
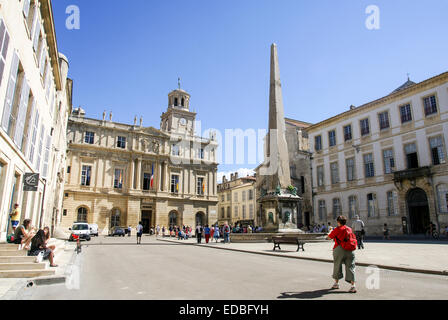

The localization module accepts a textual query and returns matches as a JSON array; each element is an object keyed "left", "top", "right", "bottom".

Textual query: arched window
[
  {"left": 181, "top": 98, "right": 185, "bottom": 107},
  {"left": 111, "top": 209, "right": 121, "bottom": 228},
  {"left": 437, "top": 184, "right": 448, "bottom": 213},
  {"left": 174, "top": 98, "right": 178, "bottom": 107},
  {"left": 77, "top": 207, "right": 88, "bottom": 222}
]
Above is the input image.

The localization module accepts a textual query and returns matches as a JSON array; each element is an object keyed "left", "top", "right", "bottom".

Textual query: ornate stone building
[
  {"left": 61, "top": 88, "right": 219, "bottom": 234},
  {"left": 307, "top": 72, "right": 448, "bottom": 235},
  {"left": 217, "top": 172, "right": 257, "bottom": 226},
  {"left": 0, "top": 0, "right": 72, "bottom": 240}
]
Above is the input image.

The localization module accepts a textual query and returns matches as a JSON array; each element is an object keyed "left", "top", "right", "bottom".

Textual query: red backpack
[{"left": 337, "top": 227, "right": 357, "bottom": 251}]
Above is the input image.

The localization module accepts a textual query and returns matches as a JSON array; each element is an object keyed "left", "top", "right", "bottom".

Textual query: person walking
[
  {"left": 383, "top": 224, "right": 390, "bottom": 240},
  {"left": 210, "top": 225, "right": 215, "bottom": 240},
  {"left": 128, "top": 226, "right": 132, "bottom": 237},
  {"left": 214, "top": 225, "right": 220, "bottom": 242},
  {"left": 327, "top": 216, "right": 357, "bottom": 293},
  {"left": 136, "top": 222, "right": 143, "bottom": 244},
  {"left": 223, "top": 223, "right": 230, "bottom": 243},
  {"left": 9, "top": 204, "right": 21, "bottom": 233},
  {"left": 156, "top": 225, "right": 161, "bottom": 237},
  {"left": 196, "top": 224, "right": 203, "bottom": 244},
  {"left": 204, "top": 225, "right": 211, "bottom": 243},
  {"left": 351, "top": 215, "right": 365, "bottom": 249}
]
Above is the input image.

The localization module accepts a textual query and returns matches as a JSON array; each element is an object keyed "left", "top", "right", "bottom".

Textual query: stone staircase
[{"left": 0, "top": 240, "right": 67, "bottom": 278}]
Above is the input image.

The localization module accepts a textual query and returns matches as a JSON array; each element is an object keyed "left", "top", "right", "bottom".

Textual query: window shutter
[
  {"left": 1, "top": 52, "right": 19, "bottom": 131},
  {"left": 14, "top": 77, "right": 30, "bottom": 148},
  {"left": 32, "top": 11, "right": 40, "bottom": 52},
  {"left": 23, "top": 0, "right": 31, "bottom": 18},
  {"left": 0, "top": 20, "right": 10, "bottom": 87},
  {"left": 42, "top": 135, "right": 51, "bottom": 178},
  {"left": 24, "top": 97, "right": 36, "bottom": 154}
]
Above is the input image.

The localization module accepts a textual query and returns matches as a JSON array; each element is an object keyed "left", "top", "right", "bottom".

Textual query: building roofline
[
  {"left": 40, "top": 0, "right": 62, "bottom": 91},
  {"left": 306, "top": 71, "right": 448, "bottom": 131}
]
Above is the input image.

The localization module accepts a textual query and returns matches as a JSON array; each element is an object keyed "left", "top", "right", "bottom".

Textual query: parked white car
[
  {"left": 89, "top": 224, "right": 99, "bottom": 237},
  {"left": 69, "top": 222, "right": 91, "bottom": 241}
]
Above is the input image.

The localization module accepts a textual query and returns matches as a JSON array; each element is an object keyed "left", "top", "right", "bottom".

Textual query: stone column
[
  {"left": 136, "top": 159, "right": 142, "bottom": 190},
  {"left": 164, "top": 161, "right": 169, "bottom": 192},
  {"left": 130, "top": 159, "right": 135, "bottom": 190}
]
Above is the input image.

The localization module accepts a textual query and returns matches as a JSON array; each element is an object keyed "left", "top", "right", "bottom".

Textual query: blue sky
[{"left": 51, "top": 0, "right": 448, "bottom": 177}]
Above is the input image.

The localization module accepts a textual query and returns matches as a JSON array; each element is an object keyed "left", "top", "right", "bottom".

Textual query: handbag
[{"left": 6, "top": 234, "right": 15, "bottom": 243}]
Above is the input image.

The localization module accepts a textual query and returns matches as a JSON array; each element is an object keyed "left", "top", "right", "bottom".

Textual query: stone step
[
  {"left": 0, "top": 250, "right": 27, "bottom": 257},
  {"left": 0, "top": 256, "right": 35, "bottom": 263},
  {"left": 0, "top": 263, "right": 47, "bottom": 270},
  {"left": 0, "top": 244, "right": 19, "bottom": 249},
  {"left": 0, "top": 269, "right": 55, "bottom": 279}
]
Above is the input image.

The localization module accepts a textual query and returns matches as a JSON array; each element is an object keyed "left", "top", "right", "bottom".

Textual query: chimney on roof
[
  {"left": 350, "top": 105, "right": 356, "bottom": 110},
  {"left": 230, "top": 173, "right": 234, "bottom": 181},
  {"left": 235, "top": 172, "right": 239, "bottom": 180}
]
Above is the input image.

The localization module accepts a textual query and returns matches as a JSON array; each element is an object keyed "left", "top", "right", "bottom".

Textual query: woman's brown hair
[{"left": 336, "top": 216, "right": 348, "bottom": 226}]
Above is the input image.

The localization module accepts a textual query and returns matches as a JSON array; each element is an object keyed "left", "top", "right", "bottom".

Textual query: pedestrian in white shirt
[
  {"left": 136, "top": 222, "right": 143, "bottom": 244},
  {"left": 351, "top": 215, "right": 365, "bottom": 249}
]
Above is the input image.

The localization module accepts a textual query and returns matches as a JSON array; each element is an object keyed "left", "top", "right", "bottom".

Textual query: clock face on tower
[{"left": 179, "top": 118, "right": 187, "bottom": 126}]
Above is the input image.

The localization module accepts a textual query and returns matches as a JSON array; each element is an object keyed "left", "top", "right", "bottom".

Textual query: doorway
[
  {"left": 304, "top": 212, "right": 311, "bottom": 227},
  {"left": 141, "top": 210, "right": 152, "bottom": 234},
  {"left": 407, "top": 188, "right": 430, "bottom": 234},
  {"left": 196, "top": 212, "right": 205, "bottom": 227}
]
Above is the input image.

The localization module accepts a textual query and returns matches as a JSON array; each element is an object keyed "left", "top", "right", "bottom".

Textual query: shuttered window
[
  {"left": 1, "top": 52, "right": 19, "bottom": 132},
  {"left": 0, "top": 19, "right": 10, "bottom": 87},
  {"left": 28, "top": 109, "right": 39, "bottom": 164},
  {"left": 23, "top": 0, "right": 31, "bottom": 18},
  {"left": 13, "top": 77, "right": 30, "bottom": 149}
]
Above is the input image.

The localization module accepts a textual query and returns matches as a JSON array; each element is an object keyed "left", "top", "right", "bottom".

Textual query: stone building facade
[
  {"left": 217, "top": 173, "right": 257, "bottom": 226},
  {"left": 0, "top": 0, "right": 72, "bottom": 240},
  {"left": 61, "top": 88, "right": 219, "bottom": 234},
  {"left": 307, "top": 72, "right": 448, "bottom": 235}
]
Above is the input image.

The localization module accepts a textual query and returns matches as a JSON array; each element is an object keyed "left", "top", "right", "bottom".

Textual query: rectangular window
[
  {"left": 0, "top": 20, "right": 10, "bottom": 88},
  {"left": 301, "top": 176, "right": 305, "bottom": 194},
  {"left": 315, "top": 136, "right": 322, "bottom": 151},
  {"left": 430, "top": 137, "right": 446, "bottom": 165},
  {"left": 343, "top": 125, "right": 352, "bottom": 142},
  {"left": 172, "top": 144, "right": 180, "bottom": 156},
  {"left": 317, "top": 166, "right": 324, "bottom": 187},
  {"left": 81, "top": 165, "right": 92, "bottom": 186},
  {"left": 330, "top": 162, "right": 339, "bottom": 185},
  {"left": 378, "top": 111, "right": 390, "bottom": 130},
  {"left": 170, "top": 175, "right": 179, "bottom": 194},
  {"left": 248, "top": 189, "right": 254, "bottom": 200},
  {"left": 405, "top": 143, "right": 419, "bottom": 169},
  {"left": 249, "top": 204, "right": 254, "bottom": 219},
  {"left": 346, "top": 158, "right": 355, "bottom": 182},
  {"left": 364, "top": 153, "right": 375, "bottom": 178},
  {"left": 117, "top": 136, "right": 126, "bottom": 149},
  {"left": 35, "top": 125, "right": 45, "bottom": 171},
  {"left": 31, "top": 5, "right": 40, "bottom": 52},
  {"left": 28, "top": 109, "right": 39, "bottom": 164},
  {"left": 367, "top": 193, "right": 377, "bottom": 217},
  {"left": 23, "top": 0, "right": 31, "bottom": 18},
  {"left": 85, "top": 131, "right": 95, "bottom": 144},
  {"left": 383, "top": 149, "right": 395, "bottom": 174},
  {"left": 143, "top": 173, "right": 151, "bottom": 191},
  {"left": 348, "top": 196, "right": 357, "bottom": 219},
  {"left": 387, "top": 191, "right": 398, "bottom": 216},
  {"left": 197, "top": 177, "right": 205, "bottom": 195},
  {"left": 227, "top": 207, "right": 231, "bottom": 218},
  {"left": 242, "top": 191, "right": 246, "bottom": 202},
  {"left": 234, "top": 206, "right": 238, "bottom": 217},
  {"left": 234, "top": 192, "right": 238, "bottom": 202},
  {"left": 67, "top": 166, "right": 71, "bottom": 174},
  {"left": 400, "top": 104, "right": 412, "bottom": 123},
  {"left": 423, "top": 95, "right": 438, "bottom": 116},
  {"left": 198, "top": 148, "right": 204, "bottom": 159},
  {"left": 13, "top": 76, "right": 30, "bottom": 149},
  {"left": 242, "top": 205, "right": 246, "bottom": 219},
  {"left": 328, "top": 130, "right": 336, "bottom": 147},
  {"left": 360, "top": 118, "right": 370, "bottom": 136},
  {"left": 332, "top": 198, "right": 341, "bottom": 219},
  {"left": 227, "top": 193, "right": 231, "bottom": 201},
  {"left": 41, "top": 135, "right": 51, "bottom": 178},
  {"left": 114, "top": 169, "right": 124, "bottom": 189},
  {"left": 1, "top": 52, "right": 19, "bottom": 133},
  {"left": 318, "top": 200, "right": 326, "bottom": 221}
]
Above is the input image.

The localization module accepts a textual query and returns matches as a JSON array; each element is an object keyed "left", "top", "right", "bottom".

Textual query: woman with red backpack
[{"left": 327, "top": 215, "right": 358, "bottom": 293}]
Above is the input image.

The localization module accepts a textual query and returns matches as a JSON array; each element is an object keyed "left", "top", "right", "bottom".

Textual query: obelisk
[{"left": 266, "top": 43, "right": 292, "bottom": 191}]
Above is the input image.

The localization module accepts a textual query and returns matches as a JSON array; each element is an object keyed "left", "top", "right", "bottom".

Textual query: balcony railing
[{"left": 393, "top": 166, "right": 432, "bottom": 182}]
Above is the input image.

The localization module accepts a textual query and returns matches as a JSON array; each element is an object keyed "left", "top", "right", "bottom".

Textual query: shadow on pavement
[{"left": 278, "top": 289, "right": 348, "bottom": 300}]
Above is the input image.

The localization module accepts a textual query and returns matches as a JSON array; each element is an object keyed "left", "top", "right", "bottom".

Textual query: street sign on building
[{"left": 23, "top": 173, "right": 39, "bottom": 192}]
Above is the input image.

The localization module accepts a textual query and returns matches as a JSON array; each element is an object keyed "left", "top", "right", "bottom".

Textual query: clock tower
[{"left": 160, "top": 85, "right": 196, "bottom": 136}]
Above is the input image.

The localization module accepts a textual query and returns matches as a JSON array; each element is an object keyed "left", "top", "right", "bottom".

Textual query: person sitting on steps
[
  {"left": 28, "top": 229, "right": 58, "bottom": 268},
  {"left": 14, "top": 219, "right": 35, "bottom": 250}
]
